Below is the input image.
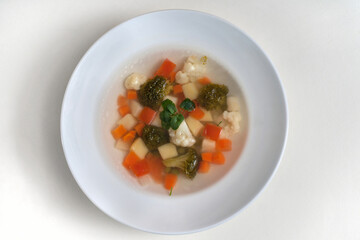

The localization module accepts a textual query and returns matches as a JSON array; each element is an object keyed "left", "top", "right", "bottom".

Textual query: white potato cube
[
  {"left": 130, "top": 138, "right": 148, "bottom": 159},
  {"left": 186, "top": 116, "right": 204, "bottom": 137},
  {"left": 158, "top": 143, "right": 178, "bottom": 159},
  {"left": 227, "top": 96, "right": 241, "bottom": 112},
  {"left": 130, "top": 100, "right": 143, "bottom": 118},
  {"left": 199, "top": 107, "right": 213, "bottom": 122},
  {"left": 137, "top": 174, "right": 153, "bottom": 186},
  {"left": 117, "top": 114, "right": 137, "bottom": 131},
  {"left": 202, "top": 138, "right": 216, "bottom": 152},
  {"left": 182, "top": 82, "right": 199, "bottom": 100},
  {"left": 151, "top": 113, "right": 162, "bottom": 127},
  {"left": 115, "top": 139, "right": 131, "bottom": 151}
]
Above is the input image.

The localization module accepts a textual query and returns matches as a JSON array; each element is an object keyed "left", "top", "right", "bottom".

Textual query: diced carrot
[
  {"left": 117, "top": 95, "right": 128, "bottom": 107},
  {"left": 164, "top": 173, "right": 177, "bottom": 190},
  {"left": 201, "top": 152, "right": 213, "bottom": 162},
  {"left": 138, "top": 107, "right": 156, "bottom": 124},
  {"left": 198, "top": 161, "right": 210, "bottom": 173},
  {"left": 173, "top": 84, "right": 183, "bottom": 95},
  {"left": 123, "top": 151, "right": 141, "bottom": 169},
  {"left": 134, "top": 122, "right": 145, "bottom": 136},
  {"left": 216, "top": 139, "right": 232, "bottom": 151},
  {"left": 118, "top": 105, "right": 130, "bottom": 117},
  {"left": 189, "top": 106, "right": 205, "bottom": 120},
  {"left": 170, "top": 71, "right": 176, "bottom": 82},
  {"left": 203, "top": 123, "right": 222, "bottom": 141},
  {"left": 123, "top": 130, "right": 136, "bottom": 143},
  {"left": 155, "top": 58, "right": 176, "bottom": 79},
  {"left": 145, "top": 153, "right": 164, "bottom": 183},
  {"left": 127, "top": 90, "right": 137, "bottom": 100},
  {"left": 111, "top": 124, "right": 127, "bottom": 140},
  {"left": 198, "top": 77, "right": 211, "bottom": 85},
  {"left": 131, "top": 159, "right": 150, "bottom": 177},
  {"left": 212, "top": 152, "right": 226, "bottom": 164}
]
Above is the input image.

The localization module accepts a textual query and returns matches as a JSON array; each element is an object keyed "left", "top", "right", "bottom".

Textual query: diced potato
[
  {"left": 130, "top": 138, "right": 148, "bottom": 159},
  {"left": 202, "top": 138, "right": 216, "bottom": 152},
  {"left": 130, "top": 100, "right": 143, "bottom": 118},
  {"left": 182, "top": 82, "right": 199, "bottom": 100},
  {"left": 211, "top": 110, "right": 224, "bottom": 123},
  {"left": 186, "top": 116, "right": 204, "bottom": 137},
  {"left": 115, "top": 139, "right": 131, "bottom": 151},
  {"left": 227, "top": 96, "right": 241, "bottom": 112},
  {"left": 158, "top": 143, "right": 178, "bottom": 159},
  {"left": 199, "top": 107, "right": 213, "bottom": 122},
  {"left": 138, "top": 174, "right": 153, "bottom": 186},
  {"left": 151, "top": 113, "right": 161, "bottom": 127},
  {"left": 117, "top": 114, "right": 137, "bottom": 131}
]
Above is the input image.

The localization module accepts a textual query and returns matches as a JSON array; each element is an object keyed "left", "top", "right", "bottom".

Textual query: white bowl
[{"left": 61, "top": 10, "right": 288, "bottom": 234}]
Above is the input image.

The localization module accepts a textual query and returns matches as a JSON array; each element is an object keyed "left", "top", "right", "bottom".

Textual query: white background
[{"left": 1, "top": 0, "right": 360, "bottom": 239}]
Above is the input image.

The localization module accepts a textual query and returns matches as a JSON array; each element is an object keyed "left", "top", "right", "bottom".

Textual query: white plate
[{"left": 61, "top": 10, "right": 288, "bottom": 234}]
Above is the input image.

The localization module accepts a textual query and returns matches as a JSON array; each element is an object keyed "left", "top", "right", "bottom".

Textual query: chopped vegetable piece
[
  {"left": 182, "top": 82, "right": 199, "bottom": 100},
  {"left": 134, "top": 122, "right": 145, "bottom": 136},
  {"left": 185, "top": 116, "right": 204, "bottom": 137},
  {"left": 127, "top": 90, "right": 137, "bottom": 100},
  {"left": 189, "top": 106, "right": 205, "bottom": 120},
  {"left": 162, "top": 148, "right": 200, "bottom": 179},
  {"left": 138, "top": 76, "right": 171, "bottom": 110},
  {"left": 138, "top": 107, "right": 156, "bottom": 124},
  {"left": 117, "top": 95, "right": 128, "bottom": 107},
  {"left": 201, "top": 138, "right": 216, "bottom": 152},
  {"left": 198, "top": 77, "right": 211, "bottom": 85},
  {"left": 173, "top": 84, "right": 183, "bottom": 95},
  {"left": 216, "top": 139, "right": 232, "bottom": 151},
  {"left": 201, "top": 152, "right": 213, "bottom": 162},
  {"left": 131, "top": 159, "right": 150, "bottom": 177},
  {"left": 130, "top": 100, "right": 143, "bottom": 118},
  {"left": 155, "top": 58, "right": 176, "bottom": 79},
  {"left": 164, "top": 173, "right": 177, "bottom": 190},
  {"left": 118, "top": 105, "right": 130, "bottom": 117},
  {"left": 115, "top": 139, "right": 131, "bottom": 151},
  {"left": 111, "top": 124, "right": 127, "bottom": 140},
  {"left": 199, "top": 107, "right": 213, "bottom": 122},
  {"left": 203, "top": 123, "right": 222, "bottom": 141},
  {"left": 130, "top": 138, "right": 149, "bottom": 159},
  {"left": 227, "top": 96, "right": 241, "bottom": 112},
  {"left": 123, "top": 151, "right": 141, "bottom": 169},
  {"left": 117, "top": 113, "right": 138, "bottom": 131},
  {"left": 197, "top": 83, "right": 229, "bottom": 110},
  {"left": 198, "top": 161, "right": 210, "bottom": 173},
  {"left": 123, "top": 130, "right": 136, "bottom": 143},
  {"left": 158, "top": 143, "right": 178, "bottom": 159},
  {"left": 180, "top": 98, "right": 196, "bottom": 112},
  {"left": 212, "top": 152, "right": 226, "bottom": 164},
  {"left": 145, "top": 153, "right": 164, "bottom": 183},
  {"left": 142, "top": 125, "right": 170, "bottom": 151}
]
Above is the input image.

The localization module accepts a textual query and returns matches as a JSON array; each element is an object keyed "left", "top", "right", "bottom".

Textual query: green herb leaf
[
  {"left": 180, "top": 98, "right": 196, "bottom": 112},
  {"left": 170, "top": 113, "right": 184, "bottom": 130},
  {"left": 217, "top": 121, "right": 222, "bottom": 126},
  {"left": 169, "top": 187, "right": 173, "bottom": 196},
  {"left": 160, "top": 111, "right": 171, "bottom": 129},
  {"left": 162, "top": 99, "right": 177, "bottom": 114}
]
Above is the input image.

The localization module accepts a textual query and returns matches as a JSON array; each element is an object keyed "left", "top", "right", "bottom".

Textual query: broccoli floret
[
  {"left": 138, "top": 76, "right": 172, "bottom": 110},
  {"left": 197, "top": 83, "right": 229, "bottom": 111},
  {"left": 162, "top": 148, "right": 201, "bottom": 179},
  {"left": 141, "top": 125, "right": 170, "bottom": 151}
]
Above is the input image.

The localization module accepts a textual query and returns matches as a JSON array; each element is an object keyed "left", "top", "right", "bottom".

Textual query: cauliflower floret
[
  {"left": 175, "top": 71, "right": 189, "bottom": 84},
  {"left": 221, "top": 111, "right": 241, "bottom": 138},
  {"left": 124, "top": 73, "right": 147, "bottom": 90},
  {"left": 183, "top": 56, "right": 206, "bottom": 82},
  {"left": 175, "top": 56, "right": 206, "bottom": 84},
  {"left": 169, "top": 121, "right": 196, "bottom": 147}
]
